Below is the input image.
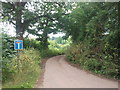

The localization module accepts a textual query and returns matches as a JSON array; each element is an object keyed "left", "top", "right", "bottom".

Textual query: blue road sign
[{"left": 14, "top": 40, "right": 23, "bottom": 50}]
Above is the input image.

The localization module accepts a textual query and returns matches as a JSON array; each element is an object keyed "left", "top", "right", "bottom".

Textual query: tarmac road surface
[{"left": 36, "top": 55, "right": 118, "bottom": 88}]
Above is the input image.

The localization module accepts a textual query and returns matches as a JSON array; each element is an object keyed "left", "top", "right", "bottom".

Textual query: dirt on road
[{"left": 36, "top": 55, "right": 118, "bottom": 88}]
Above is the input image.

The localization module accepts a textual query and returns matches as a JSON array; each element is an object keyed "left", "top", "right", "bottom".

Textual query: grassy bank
[{"left": 3, "top": 48, "right": 41, "bottom": 88}]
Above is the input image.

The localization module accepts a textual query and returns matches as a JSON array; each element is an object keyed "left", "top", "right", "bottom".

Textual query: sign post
[
  {"left": 17, "top": 50, "right": 20, "bottom": 72},
  {"left": 14, "top": 40, "right": 23, "bottom": 72}
]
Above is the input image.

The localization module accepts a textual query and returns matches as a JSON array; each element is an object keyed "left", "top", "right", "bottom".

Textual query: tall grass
[{"left": 3, "top": 48, "right": 41, "bottom": 88}]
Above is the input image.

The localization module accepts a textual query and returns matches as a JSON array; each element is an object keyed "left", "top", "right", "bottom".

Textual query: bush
[{"left": 2, "top": 33, "right": 17, "bottom": 82}]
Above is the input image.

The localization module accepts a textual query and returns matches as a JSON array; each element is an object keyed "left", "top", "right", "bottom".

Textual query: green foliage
[
  {"left": 40, "top": 36, "right": 72, "bottom": 59},
  {"left": 23, "top": 38, "right": 41, "bottom": 49},
  {"left": 66, "top": 43, "right": 119, "bottom": 80},
  {"left": 1, "top": 2, "right": 37, "bottom": 39},
  {"left": 26, "top": 2, "right": 69, "bottom": 49},
  {"left": 48, "top": 37, "right": 71, "bottom": 53},
  {"left": 40, "top": 49, "right": 62, "bottom": 59},
  {"left": 2, "top": 2, "right": 119, "bottom": 85},
  {"left": 3, "top": 48, "right": 41, "bottom": 88},
  {"left": 2, "top": 33, "right": 41, "bottom": 88},
  {"left": 2, "top": 33, "right": 17, "bottom": 82},
  {"left": 63, "top": 2, "right": 119, "bottom": 80}
]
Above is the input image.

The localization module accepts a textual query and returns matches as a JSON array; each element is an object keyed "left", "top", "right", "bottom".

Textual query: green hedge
[{"left": 65, "top": 43, "right": 119, "bottom": 80}]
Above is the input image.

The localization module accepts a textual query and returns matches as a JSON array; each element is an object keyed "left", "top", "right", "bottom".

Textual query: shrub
[{"left": 2, "top": 33, "right": 17, "bottom": 82}]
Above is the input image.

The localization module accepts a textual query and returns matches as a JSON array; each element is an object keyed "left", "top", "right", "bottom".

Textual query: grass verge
[{"left": 3, "top": 48, "right": 41, "bottom": 88}]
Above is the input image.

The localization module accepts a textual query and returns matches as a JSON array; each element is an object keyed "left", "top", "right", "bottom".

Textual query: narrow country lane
[{"left": 36, "top": 55, "right": 118, "bottom": 88}]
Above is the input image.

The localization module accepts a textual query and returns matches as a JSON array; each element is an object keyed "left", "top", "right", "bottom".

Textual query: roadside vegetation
[
  {"left": 1, "top": 2, "right": 120, "bottom": 88},
  {"left": 2, "top": 33, "right": 41, "bottom": 88},
  {"left": 3, "top": 49, "right": 41, "bottom": 88},
  {"left": 66, "top": 43, "right": 119, "bottom": 79},
  {"left": 24, "top": 37, "right": 71, "bottom": 59},
  {"left": 64, "top": 3, "right": 120, "bottom": 80},
  {"left": 2, "top": 32, "right": 70, "bottom": 88}
]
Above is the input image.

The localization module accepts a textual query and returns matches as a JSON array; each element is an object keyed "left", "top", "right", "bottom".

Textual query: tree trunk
[
  {"left": 15, "top": 2, "right": 26, "bottom": 40},
  {"left": 41, "top": 29, "right": 49, "bottom": 49}
]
